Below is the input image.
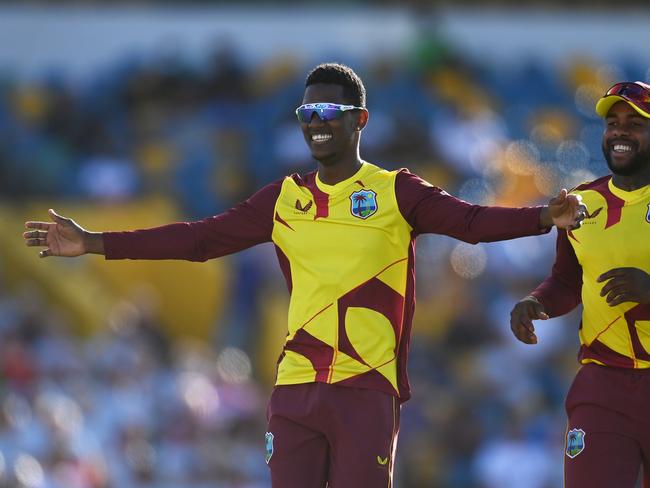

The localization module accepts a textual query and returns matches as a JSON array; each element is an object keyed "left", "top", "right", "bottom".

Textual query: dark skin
[
  {"left": 299, "top": 83, "right": 368, "bottom": 185},
  {"left": 24, "top": 82, "right": 583, "bottom": 257},
  {"left": 511, "top": 101, "right": 650, "bottom": 345}
]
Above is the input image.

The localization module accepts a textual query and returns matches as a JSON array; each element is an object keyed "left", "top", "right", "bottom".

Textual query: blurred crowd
[{"left": 2, "top": 33, "right": 649, "bottom": 487}]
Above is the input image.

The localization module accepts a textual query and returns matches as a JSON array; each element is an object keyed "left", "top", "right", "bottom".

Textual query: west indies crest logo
[
  {"left": 349, "top": 189, "right": 377, "bottom": 219},
  {"left": 566, "top": 428, "right": 586, "bottom": 458},
  {"left": 265, "top": 432, "right": 274, "bottom": 464}
]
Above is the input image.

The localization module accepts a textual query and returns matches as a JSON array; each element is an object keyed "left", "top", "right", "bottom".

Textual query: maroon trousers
[
  {"left": 565, "top": 363, "right": 650, "bottom": 487},
  {"left": 266, "top": 382, "right": 400, "bottom": 488}
]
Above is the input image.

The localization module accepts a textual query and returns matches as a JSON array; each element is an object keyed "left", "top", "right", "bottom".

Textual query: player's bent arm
[{"left": 530, "top": 230, "right": 583, "bottom": 317}]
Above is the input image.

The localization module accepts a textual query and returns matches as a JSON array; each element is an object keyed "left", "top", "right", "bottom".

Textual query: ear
[{"left": 355, "top": 109, "right": 369, "bottom": 131}]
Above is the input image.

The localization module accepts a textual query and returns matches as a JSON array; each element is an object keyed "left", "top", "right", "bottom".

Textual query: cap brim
[{"left": 596, "top": 95, "right": 650, "bottom": 118}]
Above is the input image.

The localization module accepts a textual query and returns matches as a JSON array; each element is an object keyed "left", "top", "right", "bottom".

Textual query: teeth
[
  {"left": 613, "top": 144, "right": 632, "bottom": 153},
  {"left": 311, "top": 134, "right": 332, "bottom": 142}
]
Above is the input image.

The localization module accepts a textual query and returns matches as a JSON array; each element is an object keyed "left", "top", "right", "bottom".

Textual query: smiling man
[
  {"left": 23, "top": 63, "right": 583, "bottom": 488},
  {"left": 509, "top": 81, "right": 650, "bottom": 488}
]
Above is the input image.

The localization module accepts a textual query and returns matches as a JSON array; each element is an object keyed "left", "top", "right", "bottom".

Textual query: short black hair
[{"left": 305, "top": 63, "right": 366, "bottom": 108}]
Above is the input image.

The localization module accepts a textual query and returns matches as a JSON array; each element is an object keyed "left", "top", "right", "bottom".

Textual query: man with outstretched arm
[{"left": 25, "top": 63, "right": 583, "bottom": 488}]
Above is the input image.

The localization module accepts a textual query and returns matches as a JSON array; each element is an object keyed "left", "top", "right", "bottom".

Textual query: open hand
[
  {"left": 23, "top": 209, "right": 87, "bottom": 258},
  {"left": 597, "top": 267, "right": 650, "bottom": 306},
  {"left": 510, "top": 295, "right": 549, "bottom": 344}
]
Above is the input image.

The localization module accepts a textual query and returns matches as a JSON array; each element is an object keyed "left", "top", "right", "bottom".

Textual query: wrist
[
  {"left": 539, "top": 206, "right": 553, "bottom": 229},
  {"left": 83, "top": 231, "right": 105, "bottom": 255}
]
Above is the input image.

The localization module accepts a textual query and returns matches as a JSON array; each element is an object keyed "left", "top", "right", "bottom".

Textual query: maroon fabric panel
[
  {"left": 104, "top": 179, "right": 283, "bottom": 261},
  {"left": 625, "top": 304, "right": 650, "bottom": 361},
  {"left": 575, "top": 175, "right": 624, "bottom": 229},
  {"left": 336, "top": 368, "right": 400, "bottom": 397},
  {"left": 530, "top": 229, "right": 583, "bottom": 317},
  {"left": 292, "top": 171, "right": 329, "bottom": 220},
  {"left": 394, "top": 169, "right": 547, "bottom": 243},
  {"left": 267, "top": 383, "right": 398, "bottom": 487},
  {"left": 395, "top": 236, "right": 417, "bottom": 401},
  {"left": 578, "top": 342, "right": 635, "bottom": 368},
  {"left": 564, "top": 364, "right": 650, "bottom": 487},
  {"left": 274, "top": 245, "right": 293, "bottom": 294},
  {"left": 284, "top": 329, "right": 334, "bottom": 383}
]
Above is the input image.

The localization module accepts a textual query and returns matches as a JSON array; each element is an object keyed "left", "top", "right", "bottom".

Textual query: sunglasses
[
  {"left": 603, "top": 81, "right": 650, "bottom": 115},
  {"left": 295, "top": 103, "right": 364, "bottom": 123}
]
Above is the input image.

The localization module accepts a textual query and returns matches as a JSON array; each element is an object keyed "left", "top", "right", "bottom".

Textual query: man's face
[
  {"left": 299, "top": 83, "right": 363, "bottom": 165},
  {"left": 602, "top": 101, "right": 650, "bottom": 176}
]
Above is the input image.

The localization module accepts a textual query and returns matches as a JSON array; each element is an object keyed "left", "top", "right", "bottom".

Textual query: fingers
[
  {"left": 23, "top": 229, "right": 49, "bottom": 248},
  {"left": 509, "top": 298, "right": 548, "bottom": 344},
  {"left": 25, "top": 221, "right": 54, "bottom": 230},
  {"left": 599, "top": 278, "right": 624, "bottom": 297},
  {"left": 572, "top": 204, "right": 587, "bottom": 229},
  {"left": 597, "top": 268, "right": 629, "bottom": 282},
  {"left": 511, "top": 321, "right": 538, "bottom": 344},
  {"left": 606, "top": 293, "right": 633, "bottom": 307}
]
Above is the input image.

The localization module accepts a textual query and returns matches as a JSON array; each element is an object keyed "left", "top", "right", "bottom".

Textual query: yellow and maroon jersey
[
  {"left": 105, "top": 161, "right": 547, "bottom": 400},
  {"left": 532, "top": 175, "right": 650, "bottom": 369}
]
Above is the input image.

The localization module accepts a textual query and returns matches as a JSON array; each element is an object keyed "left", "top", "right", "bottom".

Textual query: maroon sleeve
[
  {"left": 395, "top": 169, "right": 548, "bottom": 243},
  {"left": 103, "top": 179, "right": 283, "bottom": 262},
  {"left": 530, "top": 229, "right": 582, "bottom": 317}
]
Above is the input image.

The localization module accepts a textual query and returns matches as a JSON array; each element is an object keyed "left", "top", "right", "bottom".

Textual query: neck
[
  {"left": 317, "top": 156, "right": 363, "bottom": 185},
  {"left": 611, "top": 167, "right": 650, "bottom": 191}
]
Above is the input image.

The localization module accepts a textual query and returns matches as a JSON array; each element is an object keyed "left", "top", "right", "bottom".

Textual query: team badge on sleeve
[
  {"left": 265, "top": 432, "right": 274, "bottom": 464},
  {"left": 349, "top": 189, "right": 378, "bottom": 219},
  {"left": 646, "top": 203, "right": 650, "bottom": 223},
  {"left": 566, "top": 428, "right": 586, "bottom": 458}
]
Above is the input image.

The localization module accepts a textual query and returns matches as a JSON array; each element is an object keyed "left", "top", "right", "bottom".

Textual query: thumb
[
  {"left": 554, "top": 188, "right": 568, "bottom": 204},
  {"left": 534, "top": 304, "right": 549, "bottom": 320},
  {"left": 48, "top": 208, "right": 67, "bottom": 224}
]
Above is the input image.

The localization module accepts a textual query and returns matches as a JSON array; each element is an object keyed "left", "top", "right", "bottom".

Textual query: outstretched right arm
[
  {"left": 24, "top": 180, "right": 283, "bottom": 262},
  {"left": 24, "top": 209, "right": 104, "bottom": 258}
]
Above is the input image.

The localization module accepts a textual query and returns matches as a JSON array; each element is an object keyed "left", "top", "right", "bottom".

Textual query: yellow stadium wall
[{"left": 1, "top": 199, "right": 229, "bottom": 340}]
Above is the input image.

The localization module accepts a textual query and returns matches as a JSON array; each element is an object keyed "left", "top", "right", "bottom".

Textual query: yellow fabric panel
[
  {"left": 344, "top": 306, "right": 398, "bottom": 390},
  {"left": 276, "top": 349, "right": 317, "bottom": 384},
  {"left": 344, "top": 307, "right": 397, "bottom": 368},
  {"left": 376, "top": 258, "right": 408, "bottom": 296},
  {"left": 272, "top": 163, "right": 412, "bottom": 386},
  {"left": 570, "top": 180, "right": 650, "bottom": 367},
  {"left": 375, "top": 359, "right": 399, "bottom": 392},
  {"left": 329, "top": 350, "right": 372, "bottom": 383},
  {"left": 580, "top": 316, "right": 632, "bottom": 360},
  {"left": 302, "top": 303, "right": 338, "bottom": 345}
]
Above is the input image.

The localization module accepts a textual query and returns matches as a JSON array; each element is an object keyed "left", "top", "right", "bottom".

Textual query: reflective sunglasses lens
[
  {"left": 296, "top": 106, "right": 345, "bottom": 123},
  {"left": 608, "top": 82, "right": 645, "bottom": 98},
  {"left": 607, "top": 82, "right": 650, "bottom": 114}
]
